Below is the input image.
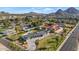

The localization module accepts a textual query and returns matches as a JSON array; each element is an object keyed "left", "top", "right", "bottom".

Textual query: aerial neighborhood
[{"left": 0, "top": 7, "right": 79, "bottom": 51}]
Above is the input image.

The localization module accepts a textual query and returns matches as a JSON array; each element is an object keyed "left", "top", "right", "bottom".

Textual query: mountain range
[
  {"left": 0, "top": 7, "right": 79, "bottom": 16},
  {"left": 55, "top": 7, "right": 79, "bottom": 15}
]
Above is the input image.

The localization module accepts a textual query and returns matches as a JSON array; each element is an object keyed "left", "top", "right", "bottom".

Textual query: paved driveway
[{"left": 0, "top": 43, "right": 10, "bottom": 51}]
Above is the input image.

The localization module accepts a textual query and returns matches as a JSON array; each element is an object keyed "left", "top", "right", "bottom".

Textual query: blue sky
[{"left": 0, "top": 7, "right": 79, "bottom": 14}]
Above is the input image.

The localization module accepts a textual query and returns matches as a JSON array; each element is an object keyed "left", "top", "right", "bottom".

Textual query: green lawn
[
  {"left": 36, "top": 34, "right": 64, "bottom": 51},
  {"left": 7, "top": 31, "right": 26, "bottom": 41},
  {"left": 0, "top": 34, "right": 6, "bottom": 38},
  {"left": 0, "top": 28, "right": 5, "bottom": 32},
  {"left": 0, "top": 34, "right": 3, "bottom": 38}
]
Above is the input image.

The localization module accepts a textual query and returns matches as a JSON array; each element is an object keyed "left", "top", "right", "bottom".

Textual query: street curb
[{"left": 57, "top": 22, "right": 79, "bottom": 51}]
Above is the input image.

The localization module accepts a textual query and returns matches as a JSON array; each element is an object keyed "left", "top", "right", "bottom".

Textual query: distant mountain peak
[
  {"left": 0, "top": 11, "right": 9, "bottom": 14},
  {"left": 28, "top": 12, "right": 38, "bottom": 14},
  {"left": 55, "top": 9, "right": 65, "bottom": 14},
  {"left": 68, "top": 7, "right": 77, "bottom": 9},
  {"left": 65, "top": 7, "right": 79, "bottom": 14}
]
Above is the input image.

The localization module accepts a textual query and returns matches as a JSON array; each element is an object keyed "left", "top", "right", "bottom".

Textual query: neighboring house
[
  {"left": 20, "top": 30, "right": 48, "bottom": 41},
  {"left": 55, "top": 27, "right": 63, "bottom": 33},
  {"left": 3, "top": 29, "right": 16, "bottom": 35},
  {"left": 42, "top": 23, "right": 64, "bottom": 34},
  {"left": 43, "top": 23, "right": 63, "bottom": 31},
  {"left": 22, "top": 24, "right": 33, "bottom": 31},
  {"left": 52, "top": 24, "right": 60, "bottom": 30}
]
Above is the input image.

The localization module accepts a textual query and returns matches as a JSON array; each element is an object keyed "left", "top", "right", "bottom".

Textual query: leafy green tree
[{"left": 49, "top": 30, "right": 54, "bottom": 33}]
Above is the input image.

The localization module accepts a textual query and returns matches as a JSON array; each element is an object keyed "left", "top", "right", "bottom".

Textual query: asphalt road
[{"left": 57, "top": 22, "right": 79, "bottom": 51}]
